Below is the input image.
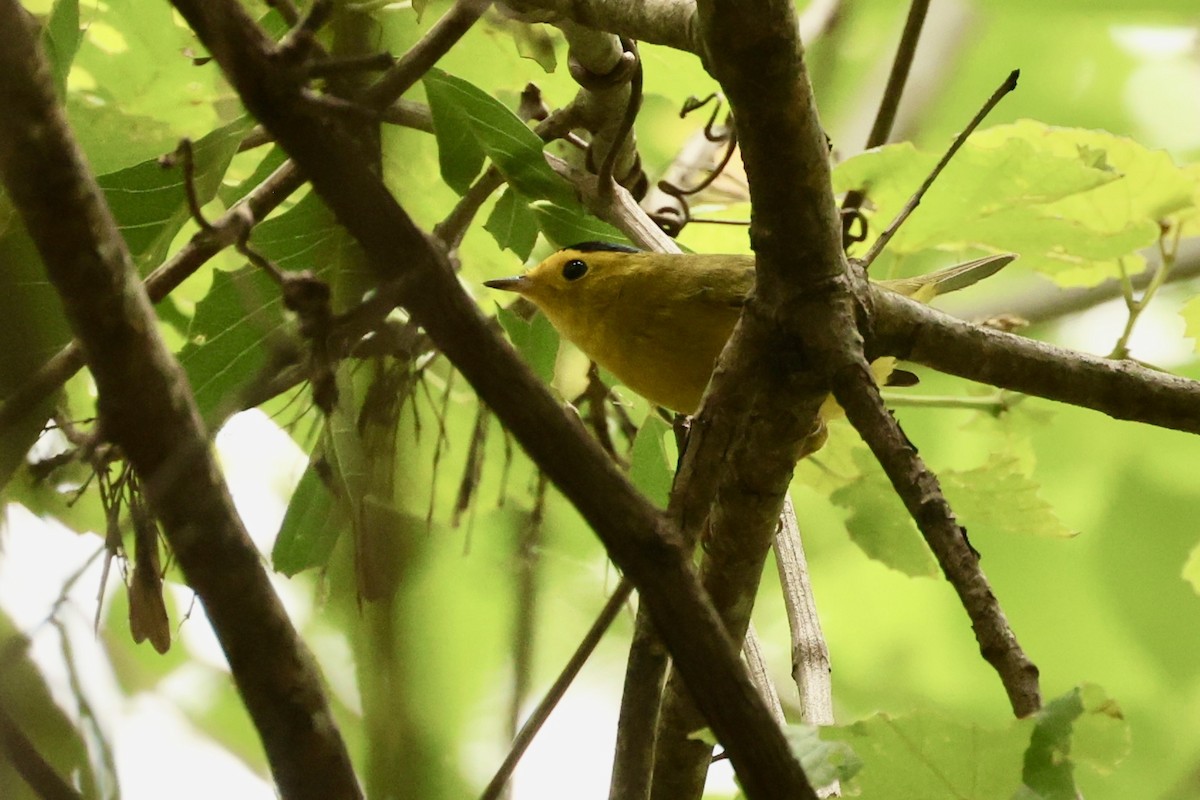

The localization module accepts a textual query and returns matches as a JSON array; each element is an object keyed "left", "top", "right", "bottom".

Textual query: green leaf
[
  {"left": 629, "top": 414, "right": 673, "bottom": 508},
  {"left": 178, "top": 193, "right": 347, "bottom": 422},
  {"left": 496, "top": 304, "right": 559, "bottom": 385},
  {"left": 1023, "top": 685, "right": 1130, "bottom": 799},
  {"left": 65, "top": 0, "right": 225, "bottom": 172},
  {"left": 177, "top": 266, "right": 282, "bottom": 423},
  {"left": 529, "top": 200, "right": 631, "bottom": 249},
  {"left": 830, "top": 449, "right": 1073, "bottom": 574},
  {"left": 990, "top": 122, "right": 1196, "bottom": 230},
  {"left": 40, "top": 0, "right": 82, "bottom": 97},
  {"left": 273, "top": 455, "right": 343, "bottom": 576},
  {"left": 217, "top": 143, "right": 289, "bottom": 208},
  {"left": 1183, "top": 537, "right": 1200, "bottom": 594},
  {"left": 783, "top": 724, "right": 863, "bottom": 789},
  {"left": 423, "top": 69, "right": 575, "bottom": 205},
  {"left": 830, "top": 449, "right": 938, "bottom": 577},
  {"left": 826, "top": 709, "right": 1028, "bottom": 798},
  {"left": 99, "top": 116, "right": 252, "bottom": 272},
  {"left": 0, "top": 207, "right": 73, "bottom": 491},
  {"left": 484, "top": 188, "right": 539, "bottom": 260},
  {"left": 424, "top": 72, "right": 486, "bottom": 194},
  {"left": 512, "top": 23, "right": 558, "bottom": 73},
  {"left": 942, "top": 455, "right": 1076, "bottom": 539},
  {"left": 833, "top": 121, "right": 1196, "bottom": 284},
  {"left": 1182, "top": 293, "right": 1200, "bottom": 352}
]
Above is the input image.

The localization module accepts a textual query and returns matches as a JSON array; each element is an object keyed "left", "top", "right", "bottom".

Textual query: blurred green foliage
[{"left": 2, "top": 0, "right": 1200, "bottom": 799}]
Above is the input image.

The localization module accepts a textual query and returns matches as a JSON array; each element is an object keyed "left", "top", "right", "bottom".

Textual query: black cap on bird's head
[{"left": 561, "top": 241, "right": 641, "bottom": 254}]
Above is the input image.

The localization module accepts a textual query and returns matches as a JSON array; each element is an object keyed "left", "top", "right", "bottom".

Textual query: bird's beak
[{"left": 484, "top": 275, "right": 527, "bottom": 293}]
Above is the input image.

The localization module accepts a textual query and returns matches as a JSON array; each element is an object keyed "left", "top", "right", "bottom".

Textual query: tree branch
[
  {"left": 0, "top": 704, "right": 84, "bottom": 800},
  {"left": 503, "top": 0, "right": 841, "bottom": 56},
  {"left": 645, "top": 0, "right": 853, "bottom": 793},
  {"left": 362, "top": 0, "right": 491, "bottom": 106},
  {"left": 873, "top": 288, "right": 1200, "bottom": 434},
  {"left": 833, "top": 359, "right": 1041, "bottom": 716},
  {"left": 167, "top": 2, "right": 814, "bottom": 796},
  {"left": 0, "top": 6, "right": 360, "bottom": 798}
]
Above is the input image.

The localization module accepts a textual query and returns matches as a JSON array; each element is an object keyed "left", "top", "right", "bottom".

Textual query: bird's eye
[{"left": 562, "top": 258, "right": 588, "bottom": 281}]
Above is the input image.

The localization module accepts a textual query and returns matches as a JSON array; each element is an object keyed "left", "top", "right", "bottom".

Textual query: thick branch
[
  {"left": 503, "top": 0, "right": 699, "bottom": 52},
  {"left": 168, "top": 2, "right": 813, "bottom": 796},
  {"left": 504, "top": 0, "right": 839, "bottom": 56},
  {"left": 0, "top": 7, "right": 360, "bottom": 799},
  {"left": 873, "top": 289, "right": 1200, "bottom": 434},
  {"left": 644, "top": 0, "right": 852, "bottom": 795}
]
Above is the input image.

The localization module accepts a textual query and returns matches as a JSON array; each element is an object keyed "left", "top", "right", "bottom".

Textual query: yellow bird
[{"left": 485, "top": 243, "right": 1012, "bottom": 415}]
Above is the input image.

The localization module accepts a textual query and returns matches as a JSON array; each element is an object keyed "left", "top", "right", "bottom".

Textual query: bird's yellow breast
[{"left": 515, "top": 250, "right": 751, "bottom": 413}]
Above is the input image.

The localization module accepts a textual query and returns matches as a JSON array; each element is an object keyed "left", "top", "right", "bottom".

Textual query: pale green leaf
[
  {"left": 273, "top": 453, "right": 343, "bottom": 576},
  {"left": 485, "top": 187, "right": 539, "bottom": 260},
  {"left": 40, "top": 0, "right": 81, "bottom": 97},
  {"left": 826, "top": 709, "right": 1027, "bottom": 798},
  {"left": 529, "top": 200, "right": 630, "bottom": 249},
  {"left": 1183, "top": 293, "right": 1200, "bottom": 353},
  {"left": 830, "top": 449, "right": 938, "bottom": 578},
  {"left": 512, "top": 22, "right": 558, "bottom": 73},
  {"left": 1183, "top": 538, "right": 1200, "bottom": 594},
  {"left": 178, "top": 194, "right": 347, "bottom": 423},
  {"left": 942, "top": 455, "right": 1076, "bottom": 539},
  {"left": 424, "top": 72, "right": 486, "bottom": 194},
  {"left": 1024, "top": 685, "right": 1130, "bottom": 798},
  {"left": 423, "top": 69, "right": 575, "bottom": 205},
  {"left": 99, "top": 116, "right": 251, "bottom": 272},
  {"left": 496, "top": 304, "right": 559, "bottom": 385},
  {"left": 629, "top": 414, "right": 673, "bottom": 508},
  {"left": 783, "top": 724, "right": 863, "bottom": 789},
  {"left": 833, "top": 121, "right": 1196, "bottom": 285}
]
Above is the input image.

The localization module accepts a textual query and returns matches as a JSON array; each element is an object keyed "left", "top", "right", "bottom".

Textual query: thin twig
[
  {"left": 773, "top": 495, "right": 833, "bottom": 725},
  {"left": 507, "top": 474, "right": 547, "bottom": 749},
  {"left": 774, "top": 496, "right": 839, "bottom": 799},
  {"left": 742, "top": 624, "right": 786, "bottom": 727},
  {"left": 361, "top": 0, "right": 492, "bottom": 107},
  {"left": 608, "top": 602, "right": 669, "bottom": 800},
  {"left": 481, "top": 578, "right": 635, "bottom": 800},
  {"left": 1109, "top": 225, "right": 1181, "bottom": 359},
  {"left": 840, "top": 0, "right": 930, "bottom": 243},
  {"left": 860, "top": 70, "right": 1019, "bottom": 270}
]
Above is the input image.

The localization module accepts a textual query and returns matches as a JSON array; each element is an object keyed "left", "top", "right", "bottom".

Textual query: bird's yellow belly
[{"left": 586, "top": 312, "right": 735, "bottom": 414}]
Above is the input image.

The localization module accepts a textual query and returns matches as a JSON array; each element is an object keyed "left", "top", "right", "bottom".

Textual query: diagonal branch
[
  {"left": 0, "top": 6, "right": 361, "bottom": 798},
  {"left": 167, "top": 1, "right": 814, "bottom": 797},
  {"left": 832, "top": 358, "right": 1041, "bottom": 716}
]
